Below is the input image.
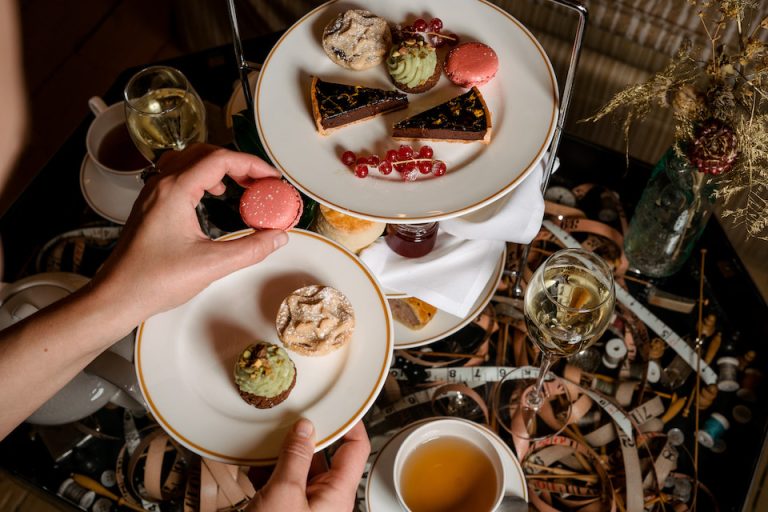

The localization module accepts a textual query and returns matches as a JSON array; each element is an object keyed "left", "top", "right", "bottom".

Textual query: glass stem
[{"left": 526, "top": 353, "right": 557, "bottom": 411}]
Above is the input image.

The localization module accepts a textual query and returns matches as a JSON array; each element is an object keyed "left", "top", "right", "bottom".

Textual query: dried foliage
[{"left": 585, "top": 0, "right": 768, "bottom": 240}]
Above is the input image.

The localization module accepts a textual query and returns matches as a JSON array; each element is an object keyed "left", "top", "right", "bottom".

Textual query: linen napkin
[
  {"left": 359, "top": 154, "right": 556, "bottom": 318},
  {"left": 439, "top": 154, "right": 558, "bottom": 243},
  {"left": 359, "top": 233, "right": 505, "bottom": 318}
]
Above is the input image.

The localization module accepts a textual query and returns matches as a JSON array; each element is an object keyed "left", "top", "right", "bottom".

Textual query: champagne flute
[
  {"left": 495, "top": 248, "right": 615, "bottom": 439},
  {"left": 123, "top": 65, "right": 207, "bottom": 163}
]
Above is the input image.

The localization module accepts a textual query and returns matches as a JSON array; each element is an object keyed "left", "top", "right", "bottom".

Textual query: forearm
[{"left": 0, "top": 283, "right": 140, "bottom": 439}]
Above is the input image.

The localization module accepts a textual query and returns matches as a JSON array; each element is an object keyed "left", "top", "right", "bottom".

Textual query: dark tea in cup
[{"left": 96, "top": 123, "right": 148, "bottom": 172}]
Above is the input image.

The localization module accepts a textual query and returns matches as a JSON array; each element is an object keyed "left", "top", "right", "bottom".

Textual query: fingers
[
  {"left": 268, "top": 418, "right": 316, "bottom": 493},
  {"left": 326, "top": 421, "right": 371, "bottom": 491},
  {"left": 206, "top": 230, "right": 288, "bottom": 278},
  {"left": 176, "top": 146, "right": 281, "bottom": 201}
]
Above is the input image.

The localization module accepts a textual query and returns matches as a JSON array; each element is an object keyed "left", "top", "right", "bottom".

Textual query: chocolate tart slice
[
  {"left": 311, "top": 77, "right": 409, "bottom": 135},
  {"left": 392, "top": 87, "right": 492, "bottom": 144}
]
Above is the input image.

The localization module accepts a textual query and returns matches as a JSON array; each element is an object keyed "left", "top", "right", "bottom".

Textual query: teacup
[
  {"left": 393, "top": 418, "right": 505, "bottom": 512},
  {"left": 85, "top": 96, "right": 149, "bottom": 187}
]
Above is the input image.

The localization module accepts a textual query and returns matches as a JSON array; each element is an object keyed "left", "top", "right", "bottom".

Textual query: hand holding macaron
[{"left": 91, "top": 144, "right": 292, "bottom": 325}]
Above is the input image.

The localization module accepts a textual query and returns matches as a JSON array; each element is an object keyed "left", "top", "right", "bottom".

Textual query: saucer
[
  {"left": 80, "top": 155, "right": 143, "bottom": 224},
  {"left": 365, "top": 418, "right": 527, "bottom": 511}
]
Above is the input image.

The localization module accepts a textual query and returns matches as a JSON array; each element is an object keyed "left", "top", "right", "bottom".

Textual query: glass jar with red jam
[{"left": 385, "top": 222, "right": 439, "bottom": 258}]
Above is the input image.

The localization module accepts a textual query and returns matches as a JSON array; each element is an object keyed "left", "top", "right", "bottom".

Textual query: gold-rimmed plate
[
  {"left": 135, "top": 229, "right": 393, "bottom": 465},
  {"left": 255, "top": 0, "right": 558, "bottom": 223}
]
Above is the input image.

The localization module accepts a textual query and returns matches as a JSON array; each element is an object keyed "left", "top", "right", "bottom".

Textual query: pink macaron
[
  {"left": 443, "top": 42, "right": 499, "bottom": 88},
  {"left": 239, "top": 177, "right": 303, "bottom": 230}
]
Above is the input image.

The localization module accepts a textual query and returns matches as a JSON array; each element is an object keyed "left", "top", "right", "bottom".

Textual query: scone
[
  {"left": 276, "top": 285, "right": 355, "bottom": 355},
  {"left": 234, "top": 342, "right": 296, "bottom": 409},
  {"left": 314, "top": 205, "right": 385, "bottom": 253},
  {"left": 386, "top": 39, "right": 441, "bottom": 94},
  {"left": 388, "top": 297, "right": 438, "bottom": 330},
  {"left": 322, "top": 9, "right": 391, "bottom": 71}
]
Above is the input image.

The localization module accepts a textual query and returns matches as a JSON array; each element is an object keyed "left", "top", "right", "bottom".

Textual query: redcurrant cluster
[
  {"left": 340, "top": 144, "right": 447, "bottom": 180},
  {"left": 401, "top": 17, "right": 459, "bottom": 48}
]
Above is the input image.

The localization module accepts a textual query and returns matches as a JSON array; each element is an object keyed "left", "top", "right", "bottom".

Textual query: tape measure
[
  {"left": 542, "top": 220, "right": 718, "bottom": 385},
  {"left": 383, "top": 366, "right": 634, "bottom": 438}
]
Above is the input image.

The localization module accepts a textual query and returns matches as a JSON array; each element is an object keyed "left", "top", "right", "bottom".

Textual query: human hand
[
  {"left": 247, "top": 419, "right": 370, "bottom": 512},
  {"left": 91, "top": 144, "right": 289, "bottom": 325}
]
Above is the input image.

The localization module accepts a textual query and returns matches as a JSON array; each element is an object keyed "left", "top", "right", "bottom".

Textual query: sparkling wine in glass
[
  {"left": 123, "top": 66, "right": 207, "bottom": 163},
  {"left": 495, "top": 248, "right": 615, "bottom": 440}
]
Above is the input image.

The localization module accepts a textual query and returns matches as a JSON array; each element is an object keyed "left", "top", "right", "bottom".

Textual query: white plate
[
  {"left": 80, "top": 155, "right": 143, "bottom": 224},
  {"left": 255, "top": 0, "right": 558, "bottom": 223},
  {"left": 225, "top": 70, "right": 260, "bottom": 129},
  {"left": 136, "top": 229, "right": 393, "bottom": 465},
  {"left": 392, "top": 247, "right": 505, "bottom": 349},
  {"left": 365, "top": 418, "right": 528, "bottom": 511}
]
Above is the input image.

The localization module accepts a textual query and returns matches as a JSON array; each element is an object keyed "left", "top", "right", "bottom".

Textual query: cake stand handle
[
  {"left": 510, "top": 0, "right": 589, "bottom": 299},
  {"left": 226, "top": 0, "right": 257, "bottom": 117}
]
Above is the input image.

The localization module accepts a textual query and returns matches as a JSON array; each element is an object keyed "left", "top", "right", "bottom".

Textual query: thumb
[
  {"left": 210, "top": 229, "right": 289, "bottom": 273},
  {"left": 268, "top": 418, "right": 316, "bottom": 492}
]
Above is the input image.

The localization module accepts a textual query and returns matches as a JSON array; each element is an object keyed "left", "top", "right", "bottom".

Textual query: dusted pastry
[
  {"left": 314, "top": 205, "right": 386, "bottom": 253},
  {"left": 322, "top": 9, "right": 392, "bottom": 71},
  {"left": 277, "top": 285, "right": 355, "bottom": 356},
  {"left": 234, "top": 342, "right": 297, "bottom": 409}
]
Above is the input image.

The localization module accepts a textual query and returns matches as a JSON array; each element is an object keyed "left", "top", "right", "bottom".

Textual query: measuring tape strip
[
  {"left": 386, "top": 366, "right": 634, "bottom": 439},
  {"left": 542, "top": 219, "right": 718, "bottom": 385}
]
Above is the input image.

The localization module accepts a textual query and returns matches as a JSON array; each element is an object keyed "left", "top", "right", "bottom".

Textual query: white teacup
[
  {"left": 393, "top": 418, "right": 506, "bottom": 512},
  {"left": 86, "top": 96, "right": 149, "bottom": 187}
]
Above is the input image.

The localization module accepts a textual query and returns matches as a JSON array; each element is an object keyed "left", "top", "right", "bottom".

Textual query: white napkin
[
  {"left": 440, "top": 155, "right": 558, "bottom": 243},
  {"left": 359, "top": 233, "right": 506, "bottom": 318}
]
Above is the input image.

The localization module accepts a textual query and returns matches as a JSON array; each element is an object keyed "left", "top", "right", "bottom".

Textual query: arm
[
  {"left": 0, "top": 0, "right": 28, "bottom": 193},
  {"left": 0, "top": 145, "right": 288, "bottom": 439}
]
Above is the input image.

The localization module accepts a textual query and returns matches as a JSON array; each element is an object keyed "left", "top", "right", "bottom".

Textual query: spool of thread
[
  {"left": 57, "top": 478, "right": 96, "bottom": 509},
  {"left": 667, "top": 427, "right": 685, "bottom": 446},
  {"left": 603, "top": 338, "right": 627, "bottom": 369},
  {"left": 591, "top": 377, "right": 616, "bottom": 396},
  {"left": 673, "top": 477, "right": 692, "bottom": 503},
  {"left": 732, "top": 404, "right": 753, "bottom": 424},
  {"left": 716, "top": 357, "right": 740, "bottom": 392},
  {"left": 619, "top": 360, "right": 660, "bottom": 383},
  {"left": 697, "top": 384, "right": 718, "bottom": 410},
  {"left": 737, "top": 368, "right": 763, "bottom": 402},
  {"left": 697, "top": 412, "right": 730, "bottom": 448},
  {"left": 701, "top": 314, "right": 717, "bottom": 337},
  {"left": 739, "top": 350, "right": 757, "bottom": 370},
  {"left": 649, "top": 338, "right": 667, "bottom": 360}
]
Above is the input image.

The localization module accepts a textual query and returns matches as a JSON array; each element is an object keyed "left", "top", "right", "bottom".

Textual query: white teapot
[{"left": 0, "top": 272, "right": 146, "bottom": 425}]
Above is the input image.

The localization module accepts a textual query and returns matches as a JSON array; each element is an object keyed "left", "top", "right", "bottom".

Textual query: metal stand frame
[{"left": 225, "top": 0, "right": 589, "bottom": 292}]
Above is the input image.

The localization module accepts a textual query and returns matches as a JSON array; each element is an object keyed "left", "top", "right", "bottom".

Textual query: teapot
[{"left": 0, "top": 272, "right": 146, "bottom": 425}]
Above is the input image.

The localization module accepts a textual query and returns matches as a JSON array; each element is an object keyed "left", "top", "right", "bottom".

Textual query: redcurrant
[
  {"left": 432, "top": 161, "right": 447, "bottom": 176},
  {"left": 398, "top": 145, "right": 414, "bottom": 160},
  {"left": 418, "top": 146, "right": 434, "bottom": 159},
  {"left": 418, "top": 161, "right": 432, "bottom": 174},
  {"left": 429, "top": 18, "right": 443, "bottom": 32},
  {"left": 368, "top": 155, "right": 380, "bottom": 166},
  {"left": 413, "top": 19, "right": 428, "bottom": 32},
  {"left": 378, "top": 161, "right": 393, "bottom": 175},
  {"left": 341, "top": 151, "right": 356, "bottom": 166},
  {"left": 354, "top": 164, "right": 369, "bottom": 178},
  {"left": 386, "top": 149, "right": 399, "bottom": 162}
]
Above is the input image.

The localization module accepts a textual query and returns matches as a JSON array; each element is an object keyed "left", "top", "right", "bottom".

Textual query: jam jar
[{"left": 385, "top": 222, "right": 439, "bottom": 258}]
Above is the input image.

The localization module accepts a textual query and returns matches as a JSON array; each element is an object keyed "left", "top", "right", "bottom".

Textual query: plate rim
[
  {"left": 135, "top": 228, "right": 394, "bottom": 464},
  {"left": 255, "top": 0, "right": 558, "bottom": 223}
]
